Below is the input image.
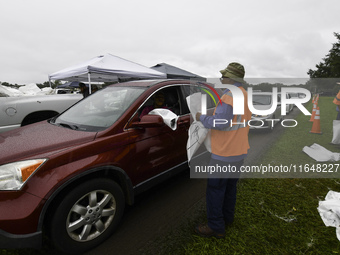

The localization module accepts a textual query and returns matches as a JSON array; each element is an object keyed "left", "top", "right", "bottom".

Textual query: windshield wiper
[{"left": 58, "top": 123, "right": 79, "bottom": 130}]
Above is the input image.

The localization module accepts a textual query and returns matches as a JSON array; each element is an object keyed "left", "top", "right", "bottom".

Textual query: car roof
[{"left": 107, "top": 79, "right": 205, "bottom": 88}]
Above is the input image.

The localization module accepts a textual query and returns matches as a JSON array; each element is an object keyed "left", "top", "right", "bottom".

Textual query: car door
[{"left": 126, "top": 85, "right": 189, "bottom": 184}]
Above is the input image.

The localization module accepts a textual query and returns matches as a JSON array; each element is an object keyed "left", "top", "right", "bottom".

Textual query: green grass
[
  {"left": 141, "top": 97, "right": 340, "bottom": 255},
  {"left": 261, "top": 96, "right": 338, "bottom": 167}
]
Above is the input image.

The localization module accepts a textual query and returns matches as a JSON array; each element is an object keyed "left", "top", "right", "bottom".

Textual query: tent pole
[{"left": 88, "top": 73, "right": 92, "bottom": 94}]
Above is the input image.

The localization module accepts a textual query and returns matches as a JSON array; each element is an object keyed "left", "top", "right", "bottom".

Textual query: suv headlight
[{"left": 0, "top": 159, "right": 46, "bottom": 190}]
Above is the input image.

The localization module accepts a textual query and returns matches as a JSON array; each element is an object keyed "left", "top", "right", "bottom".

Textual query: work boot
[{"left": 194, "top": 223, "right": 225, "bottom": 239}]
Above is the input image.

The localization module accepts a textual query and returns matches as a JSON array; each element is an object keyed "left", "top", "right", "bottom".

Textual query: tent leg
[{"left": 88, "top": 73, "right": 92, "bottom": 94}]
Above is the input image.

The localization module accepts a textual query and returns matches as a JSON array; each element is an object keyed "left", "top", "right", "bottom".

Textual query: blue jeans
[{"left": 206, "top": 158, "right": 244, "bottom": 233}]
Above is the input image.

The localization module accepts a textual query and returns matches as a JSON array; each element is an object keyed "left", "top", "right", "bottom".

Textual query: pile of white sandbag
[{"left": 0, "top": 83, "right": 53, "bottom": 97}]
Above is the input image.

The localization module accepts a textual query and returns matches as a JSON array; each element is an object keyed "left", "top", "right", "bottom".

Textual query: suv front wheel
[{"left": 49, "top": 178, "right": 125, "bottom": 254}]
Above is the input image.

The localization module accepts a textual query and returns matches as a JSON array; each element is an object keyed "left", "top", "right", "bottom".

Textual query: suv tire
[{"left": 49, "top": 178, "right": 125, "bottom": 254}]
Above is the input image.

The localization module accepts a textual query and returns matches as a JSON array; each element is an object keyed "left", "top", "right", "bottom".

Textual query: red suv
[{"left": 0, "top": 79, "right": 219, "bottom": 254}]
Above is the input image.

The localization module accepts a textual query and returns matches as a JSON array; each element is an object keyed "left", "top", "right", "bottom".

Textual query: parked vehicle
[
  {"left": 0, "top": 79, "right": 218, "bottom": 254},
  {"left": 249, "top": 92, "right": 282, "bottom": 130},
  {"left": 54, "top": 88, "right": 73, "bottom": 94},
  {"left": 289, "top": 92, "right": 306, "bottom": 104},
  {"left": 278, "top": 92, "right": 294, "bottom": 114},
  {"left": 0, "top": 94, "right": 82, "bottom": 133}
]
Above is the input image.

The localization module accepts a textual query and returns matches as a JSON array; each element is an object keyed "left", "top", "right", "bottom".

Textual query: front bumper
[{"left": 0, "top": 229, "right": 42, "bottom": 249}]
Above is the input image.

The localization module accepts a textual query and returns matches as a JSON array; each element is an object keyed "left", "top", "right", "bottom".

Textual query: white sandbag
[
  {"left": 0, "top": 85, "right": 24, "bottom": 97},
  {"left": 318, "top": 190, "right": 340, "bottom": 241},
  {"left": 302, "top": 143, "right": 340, "bottom": 162},
  {"left": 148, "top": 108, "right": 178, "bottom": 130},
  {"left": 39, "top": 87, "right": 54, "bottom": 95},
  {"left": 204, "top": 129, "right": 211, "bottom": 153},
  {"left": 187, "top": 121, "right": 211, "bottom": 162},
  {"left": 185, "top": 93, "right": 212, "bottom": 162},
  {"left": 186, "top": 92, "right": 202, "bottom": 120},
  {"left": 18, "top": 83, "right": 41, "bottom": 95},
  {"left": 331, "top": 120, "right": 340, "bottom": 144}
]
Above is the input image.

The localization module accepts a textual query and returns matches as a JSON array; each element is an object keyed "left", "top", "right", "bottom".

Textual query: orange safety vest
[
  {"left": 210, "top": 86, "right": 252, "bottom": 157},
  {"left": 333, "top": 90, "right": 340, "bottom": 105}
]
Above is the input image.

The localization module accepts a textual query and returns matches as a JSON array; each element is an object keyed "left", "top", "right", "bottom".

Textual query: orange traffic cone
[
  {"left": 310, "top": 107, "right": 322, "bottom": 134},
  {"left": 309, "top": 103, "right": 317, "bottom": 122}
]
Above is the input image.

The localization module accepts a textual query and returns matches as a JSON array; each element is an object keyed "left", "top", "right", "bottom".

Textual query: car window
[
  {"left": 138, "top": 86, "right": 181, "bottom": 117},
  {"left": 52, "top": 86, "right": 146, "bottom": 132},
  {"left": 181, "top": 84, "right": 220, "bottom": 114}
]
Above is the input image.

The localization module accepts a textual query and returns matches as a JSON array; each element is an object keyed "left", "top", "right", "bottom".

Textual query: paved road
[{"left": 84, "top": 108, "right": 301, "bottom": 255}]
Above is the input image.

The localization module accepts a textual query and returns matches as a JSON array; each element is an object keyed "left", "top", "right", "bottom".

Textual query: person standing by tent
[
  {"left": 79, "top": 83, "right": 89, "bottom": 98},
  {"left": 194, "top": 62, "right": 251, "bottom": 238}
]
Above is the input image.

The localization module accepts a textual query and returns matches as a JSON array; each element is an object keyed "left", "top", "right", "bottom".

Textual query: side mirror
[
  {"left": 130, "top": 114, "right": 165, "bottom": 129},
  {"left": 148, "top": 109, "right": 178, "bottom": 130}
]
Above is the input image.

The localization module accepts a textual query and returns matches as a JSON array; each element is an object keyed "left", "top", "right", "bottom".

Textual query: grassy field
[{"left": 143, "top": 96, "right": 340, "bottom": 255}]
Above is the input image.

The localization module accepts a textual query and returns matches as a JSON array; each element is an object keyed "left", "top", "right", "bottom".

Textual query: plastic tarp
[{"left": 49, "top": 54, "right": 167, "bottom": 82}]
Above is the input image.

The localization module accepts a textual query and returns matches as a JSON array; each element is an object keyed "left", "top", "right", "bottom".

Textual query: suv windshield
[{"left": 51, "top": 86, "right": 146, "bottom": 132}]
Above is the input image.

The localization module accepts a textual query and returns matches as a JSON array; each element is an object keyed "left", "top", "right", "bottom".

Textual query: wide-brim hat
[{"left": 220, "top": 62, "right": 245, "bottom": 83}]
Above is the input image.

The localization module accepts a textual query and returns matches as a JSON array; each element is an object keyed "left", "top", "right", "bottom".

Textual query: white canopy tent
[{"left": 48, "top": 54, "right": 167, "bottom": 92}]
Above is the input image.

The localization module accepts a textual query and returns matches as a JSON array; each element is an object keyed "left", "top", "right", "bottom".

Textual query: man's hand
[{"left": 196, "top": 112, "right": 202, "bottom": 121}]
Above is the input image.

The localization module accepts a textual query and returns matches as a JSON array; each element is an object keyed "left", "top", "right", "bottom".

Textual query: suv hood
[{"left": 0, "top": 121, "right": 96, "bottom": 164}]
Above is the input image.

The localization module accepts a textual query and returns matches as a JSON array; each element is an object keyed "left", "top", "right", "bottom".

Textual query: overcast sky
[{"left": 0, "top": 0, "right": 339, "bottom": 84}]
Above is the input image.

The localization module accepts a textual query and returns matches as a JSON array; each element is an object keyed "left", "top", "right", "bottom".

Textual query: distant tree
[
  {"left": 1, "top": 82, "right": 10, "bottom": 86},
  {"left": 307, "top": 32, "right": 340, "bottom": 94},
  {"left": 39, "top": 80, "right": 61, "bottom": 89},
  {"left": 37, "top": 81, "right": 54, "bottom": 89},
  {"left": 308, "top": 32, "right": 340, "bottom": 78},
  {"left": 43, "top": 81, "right": 51, "bottom": 87}
]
